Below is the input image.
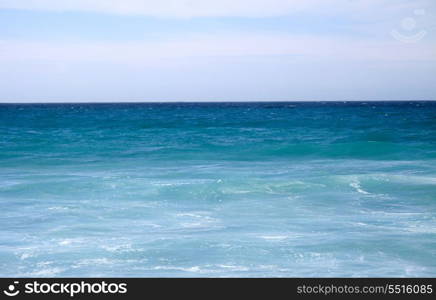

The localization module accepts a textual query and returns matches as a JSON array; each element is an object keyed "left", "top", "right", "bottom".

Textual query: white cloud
[
  {"left": 1, "top": 33, "right": 435, "bottom": 66},
  {"left": 0, "top": 0, "right": 429, "bottom": 18},
  {"left": 1, "top": 1, "right": 435, "bottom": 101}
]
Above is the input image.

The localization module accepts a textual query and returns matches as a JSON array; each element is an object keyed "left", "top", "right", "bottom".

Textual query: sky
[{"left": 0, "top": 0, "right": 435, "bottom": 102}]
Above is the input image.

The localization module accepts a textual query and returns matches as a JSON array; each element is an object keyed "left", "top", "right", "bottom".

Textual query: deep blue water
[{"left": 0, "top": 101, "right": 435, "bottom": 277}]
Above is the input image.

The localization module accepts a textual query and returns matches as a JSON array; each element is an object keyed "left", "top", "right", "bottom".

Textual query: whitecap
[
  {"left": 26, "top": 267, "right": 64, "bottom": 277},
  {"left": 19, "top": 253, "right": 34, "bottom": 260},
  {"left": 48, "top": 206, "right": 70, "bottom": 211},
  {"left": 217, "top": 264, "right": 249, "bottom": 271},
  {"left": 101, "top": 243, "right": 134, "bottom": 253},
  {"left": 152, "top": 266, "right": 203, "bottom": 273},
  {"left": 74, "top": 258, "right": 113, "bottom": 266},
  {"left": 259, "top": 235, "right": 288, "bottom": 241},
  {"left": 350, "top": 180, "right": 370, "bottom": 195},
  {"left": 58, "top": 238, "right": 82, "bottom": 246}
]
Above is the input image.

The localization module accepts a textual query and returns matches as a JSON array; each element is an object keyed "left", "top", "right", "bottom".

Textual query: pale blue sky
[{"left": 0, "top": 0, "right": 435, "bottom": 102}]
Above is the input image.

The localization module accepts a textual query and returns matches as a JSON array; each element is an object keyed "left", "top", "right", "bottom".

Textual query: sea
[{"left": 0, "top": 101, "right": 435, "bottom": 277}]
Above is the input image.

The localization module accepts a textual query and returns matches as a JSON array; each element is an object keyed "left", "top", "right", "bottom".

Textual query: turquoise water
[{"left": 0, "top": 101, "right": 435, "bottom": 277}]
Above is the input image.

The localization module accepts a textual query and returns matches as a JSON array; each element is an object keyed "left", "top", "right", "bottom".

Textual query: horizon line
[{"left": 1, "top": 99, "right": 436, "bottom": 104}]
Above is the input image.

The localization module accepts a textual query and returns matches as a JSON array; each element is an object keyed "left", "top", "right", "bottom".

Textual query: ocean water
[{"left": 0, "top": 101, "right": 435, "bottom": 277}]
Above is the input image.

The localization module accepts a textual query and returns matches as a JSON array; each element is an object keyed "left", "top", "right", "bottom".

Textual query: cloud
[
  {"left": 0, "top": 0, "right": 435, "bottom": 101},
  {"left": 0, "top": 0, "right": 428, "bottom": 18},
  {"left": 1, "top": 33, "right": 435, "bottom": 66}
]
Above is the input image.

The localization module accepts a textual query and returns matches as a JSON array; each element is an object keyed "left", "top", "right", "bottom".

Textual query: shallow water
[{"left": 0, "top": 101, "right": 435, "bottom": 277}]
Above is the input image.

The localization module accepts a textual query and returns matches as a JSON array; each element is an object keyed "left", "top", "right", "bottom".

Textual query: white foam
[
  {"left": 75, "top": 258, "right": 113, "bottom": 266},
  {"left": 217, "top": 264, "right": 249, "bottom": 271},
  {"left": 350, "top": 180, "right": 370, "bottom": 195},
  {"left": 176, "top": 213, "right": 205, "bottom": 218},
  {"left": 48, "top": 206, "right": 70, "bottom": 211},
  {"left": 101, "top": 243, "right": 134, "bottom": 253},
  {"left": 26, "top": 266, "right": 64, "bottom": 277},
  {"left": 387, "top": 175, "right": 436, "bottom": 185},
  {"left": 19, "top": 253, "right": 34, "bottom": 260},
  {"left": 175, "top": 212, "right": 220, "bottom": 229},
  {"left": 58, "top": 239, "right": 73, "bottom": 246},
  {"left": 405, "top": 265, "right": 428, "bottom": 276},
  {"left": 57, "top": 238, "right": 84, "bottom": 246},
  {"left": 180, "top": 222, "right": 205, "bottom": 228},
  {"left": 153, "top": 266, "right": 203, "bottom": 273},
  {"left": 259, "top": 235, "right": 288, "bottom": 241},
  {"left": 222, "top": 189, "right": 251, "bottom": 194}
]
